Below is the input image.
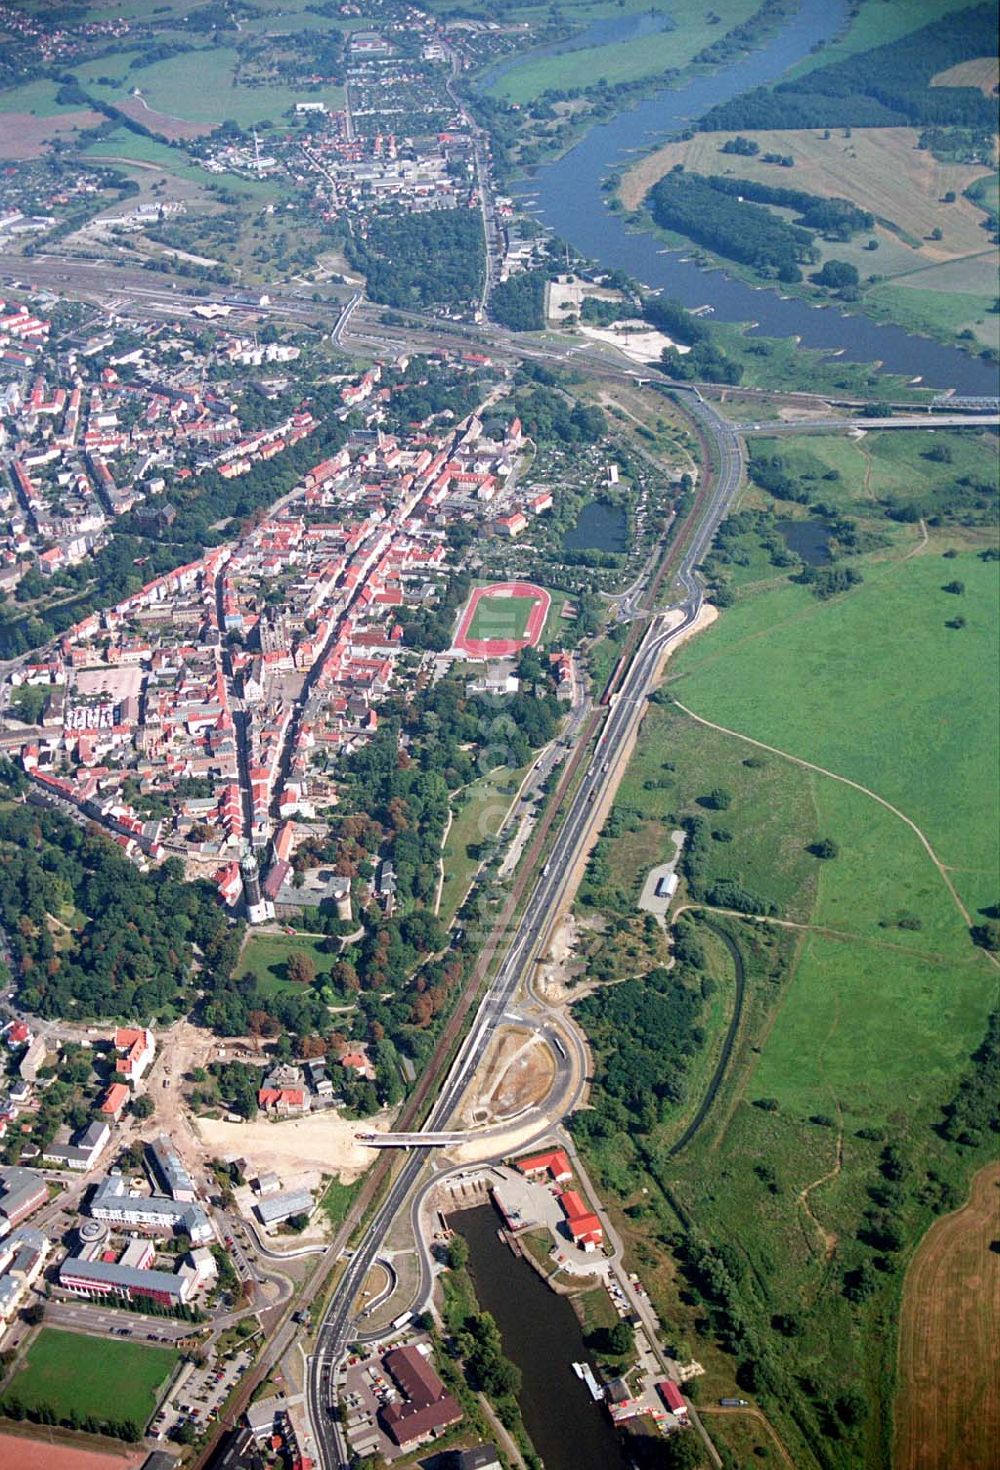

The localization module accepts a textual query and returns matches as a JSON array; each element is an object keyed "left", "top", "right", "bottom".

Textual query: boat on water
[{"left": 572, "top": 1361, "right": 604, "bottom": 1401}]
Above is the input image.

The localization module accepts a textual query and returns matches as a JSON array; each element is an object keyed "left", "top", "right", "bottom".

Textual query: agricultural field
[
  {"left": 572, "top": 442, "right": 999, "bottom": 1467},
  {"left": 617, "top": 125, "right": 998, "bottom": 347},
  {"left": 894, "top": 1161, "right": 1000, "bottom": 1470},
  {"left": 2, "top": 1328, "right": 178, "bottom": 1431}
]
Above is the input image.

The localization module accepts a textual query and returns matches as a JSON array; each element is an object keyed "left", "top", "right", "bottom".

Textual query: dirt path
[
  {"left": 700, "top": 1405, "right": 797, "bottom": 1470},
  {"left": 670, "top": 699, "right": 985, "bottom": 944},
  {"left": 671, "top": 902, "right": 972, "bottom": 965},
  {"left": 895, "top": 1161, "right": 1000, "bottom": 1470},
  {"left": 797, "top": 1088, "right": 844, "bottom": 1263}
]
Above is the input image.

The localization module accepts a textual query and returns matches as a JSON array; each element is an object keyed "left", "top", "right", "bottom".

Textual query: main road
[{"left": 306, "top": 390, "right": 743, "bottom": 1468}]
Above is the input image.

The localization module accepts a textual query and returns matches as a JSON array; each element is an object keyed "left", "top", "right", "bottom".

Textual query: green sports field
[
  {"left": 464, "top": 591, "right": 539, "bottom": 643},
  {"left": 3, "top": 1328, "right": 178, "bottom": 1428}
]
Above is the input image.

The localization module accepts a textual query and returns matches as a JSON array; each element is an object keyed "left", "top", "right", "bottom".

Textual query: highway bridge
[{"left": 355, "top": 1131, "right": 469, "bottom": 1148}]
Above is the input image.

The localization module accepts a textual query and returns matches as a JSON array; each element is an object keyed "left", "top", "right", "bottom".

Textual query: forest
[
  {"left": 570, "top": 951, "right": 709, "bottom": 1139},
  {"left": 490, "top": 270, "right": 548, "bottom": 332},
  {"left": 346, "top": 209, "right": 485, "bottom": 310},
  {"left": 699, "top": 2, "right": 999, "bottom": 133},
  {"left": 0, "top": 802, "right": 239, "bottom": 1021},
  {"left": 702, "top": 176, "right": 874, "bottom": 239},
  {"left": 647, "top": 171, "right": 818, "bottom": 282}
]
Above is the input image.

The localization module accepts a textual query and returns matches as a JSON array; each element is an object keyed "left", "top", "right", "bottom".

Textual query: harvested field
[
  {"left": 931, "top": 56, "right": 1000, "bottom": 94},
  {"left": 116, "top": 96, "right": 212, "bottom": 141},
  {"left": 618, "top": 127, "right": 994, "bottom": 265},
  {"left": 895, "top": 1162, "right": 1000, "bottom": 1470},
  {"left": 0, "top": 110, "right": 101, "bottom": 159}
]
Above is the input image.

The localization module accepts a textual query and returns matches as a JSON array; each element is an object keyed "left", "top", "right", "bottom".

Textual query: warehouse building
[{"left": 256, "top": 1188, "right": 313, "bottom": 1228}]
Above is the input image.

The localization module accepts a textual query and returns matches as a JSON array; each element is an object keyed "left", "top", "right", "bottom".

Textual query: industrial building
[{"left": 256, "top": 1188, "right": 313, "bottom": 1228}]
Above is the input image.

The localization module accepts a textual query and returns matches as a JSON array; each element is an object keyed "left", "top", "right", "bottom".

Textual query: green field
[
  {"left": 670, "top": 548, "right": 999, "bottom": 918},
  {"left": 572, "top": 438, "right": 999, "bottom": 1467},
  {"left": 464, "top": 592, "right": 538, "bottom": 643},
  {"left": 484, "top": 0, "right": 759, "bottom": 102},
  {"left": 3, "top": 1329, "right": 177, "bottom": 1429},
  {"left": 73, "top": 43, "right": 342, "bottom": 128},
  {"left": 439, "top": 762, "right": 527, "bottom": 925}
]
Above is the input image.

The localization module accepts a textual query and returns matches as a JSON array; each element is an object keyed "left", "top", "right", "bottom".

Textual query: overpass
[{"left": 355, "top": 1131, "right": 469, "bottom": 1148}]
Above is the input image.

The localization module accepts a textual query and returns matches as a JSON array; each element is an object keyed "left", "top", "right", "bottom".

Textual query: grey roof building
[
  {"left": 256, "top": 1189, "right": 313, "bottom": 1227},
  {"left": 148, "top": 1135, "right": 197, "bottom": 1201}
]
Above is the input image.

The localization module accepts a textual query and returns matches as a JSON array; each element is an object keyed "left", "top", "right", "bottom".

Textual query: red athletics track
[{"left": 452, "top": 581, "right": 551, "bottom": 659}]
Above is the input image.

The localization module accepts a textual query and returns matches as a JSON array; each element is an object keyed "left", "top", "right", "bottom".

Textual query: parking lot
[
  {"left": 342, "top": 1350, "right": 410, "bottom": 1464},
  {"left": 152, "top": 1347, "right": 253, "bottom": 1442}
]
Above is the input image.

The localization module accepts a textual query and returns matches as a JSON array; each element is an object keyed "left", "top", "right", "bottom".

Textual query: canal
[
  {"left": 507, "top": 0, "right": 999, "bottom": 396},
  {"left": 451, "top": 1202, "right": 627, "bottom": 1470}
]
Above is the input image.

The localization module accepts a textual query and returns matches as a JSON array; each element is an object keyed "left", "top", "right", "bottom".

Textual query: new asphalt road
[{"left": 306, "top": 389, "right": 744, "bottom": 1469}]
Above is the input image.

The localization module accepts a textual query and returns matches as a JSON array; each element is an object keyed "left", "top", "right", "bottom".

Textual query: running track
[{"left": 452, "top": 580, "right": 550, "bottom": 658}]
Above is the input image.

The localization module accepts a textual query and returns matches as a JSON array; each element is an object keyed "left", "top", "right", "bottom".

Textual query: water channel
[
  {"left": 452, "top": 1202, "right": 627, "bottom": 1470},
  {"left": 506, "top": 0, "right": 999, "bottom": 396}
]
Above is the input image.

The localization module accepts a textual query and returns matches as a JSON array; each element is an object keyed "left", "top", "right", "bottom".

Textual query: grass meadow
[
  {"left": 4, "top": 1328, "right": 177, "bottom": 1427},
  {"left": 484, "top": 0, "right": 759, "bottom": 102},
  {"left": 573, "top": 439, "right": 998, "bottom": 1467}
]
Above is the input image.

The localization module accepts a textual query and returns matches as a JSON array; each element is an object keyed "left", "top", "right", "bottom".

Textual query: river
[
  {"left": 504, "top": 0, "right": 999, "bottom": 396},
  {"left": 452, "top": 1202, "right": 627, "bottom": 1470}
]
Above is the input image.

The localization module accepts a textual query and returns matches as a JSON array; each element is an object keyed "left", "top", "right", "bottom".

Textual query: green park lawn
[
  {"left": 439, "top": 762, "right": 527, "bottom": 925},
  {"left": 237, "top": 930, "right": 342, "bottom": 997},
  {"left": 3, "top": 1329, "right": 177, "bottom": 1429}
]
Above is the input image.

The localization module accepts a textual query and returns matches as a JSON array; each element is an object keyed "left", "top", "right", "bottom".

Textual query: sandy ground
[
  {"left": 577, "top": 320, "right": 690, "bottom": 364},
  {"left": 0, "top": 111, "right": 102, "bottom": 160},
  {"left": 546, "top": 275, "right": 622, "bottom": 321},
  {"left": 193, "top": 1107, "right": 391, "bottom": 1181},
  {"left": 0, "top": 1435, "right": 144, "bottom": 1470},
  {"left": 894, "top": 1161, "right": 1000, "bottom": 1470}
]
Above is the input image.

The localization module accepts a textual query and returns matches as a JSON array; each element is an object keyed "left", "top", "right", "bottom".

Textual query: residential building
[
  {"left": 0, "top": 1225, "right": 49, "bottom": 1321},
  {"left": 114, "top": 1025, "right": 155, "bottom": 1082},
  {"left": 100, "top": 1082, "right": 131, "bottom": 1120},
  {"left": 43, "top": 1120, "right": 110, "bottom": 1172},
  {"left": 0, "top": 1167, "right": 47, "bottom": 1232}
]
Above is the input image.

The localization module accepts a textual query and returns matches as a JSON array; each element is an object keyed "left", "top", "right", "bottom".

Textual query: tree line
[{"left": 699, "top": 2, "right": 999, "bottom": 133}]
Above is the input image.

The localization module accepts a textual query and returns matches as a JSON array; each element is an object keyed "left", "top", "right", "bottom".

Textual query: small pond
[
  {"left": 776, "top": 517, "right": 831, "bottom": 565},
  {"left": 564, "top": 499, "right": 628, "bottom": 554}
]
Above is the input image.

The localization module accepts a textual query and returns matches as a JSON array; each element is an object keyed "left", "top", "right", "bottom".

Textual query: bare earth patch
[
  {"left": 895, "top": 1161, "right": 1000, "bottom": 1470},
  {"left": 194, "top": 1107, "right": 391, "bottom": 1181},
  {"left": 117, "top": 96, "right": 212, "bottom": 141},
  {"left": 0, "top": 111, "right": 102, "bottom": 160}
]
